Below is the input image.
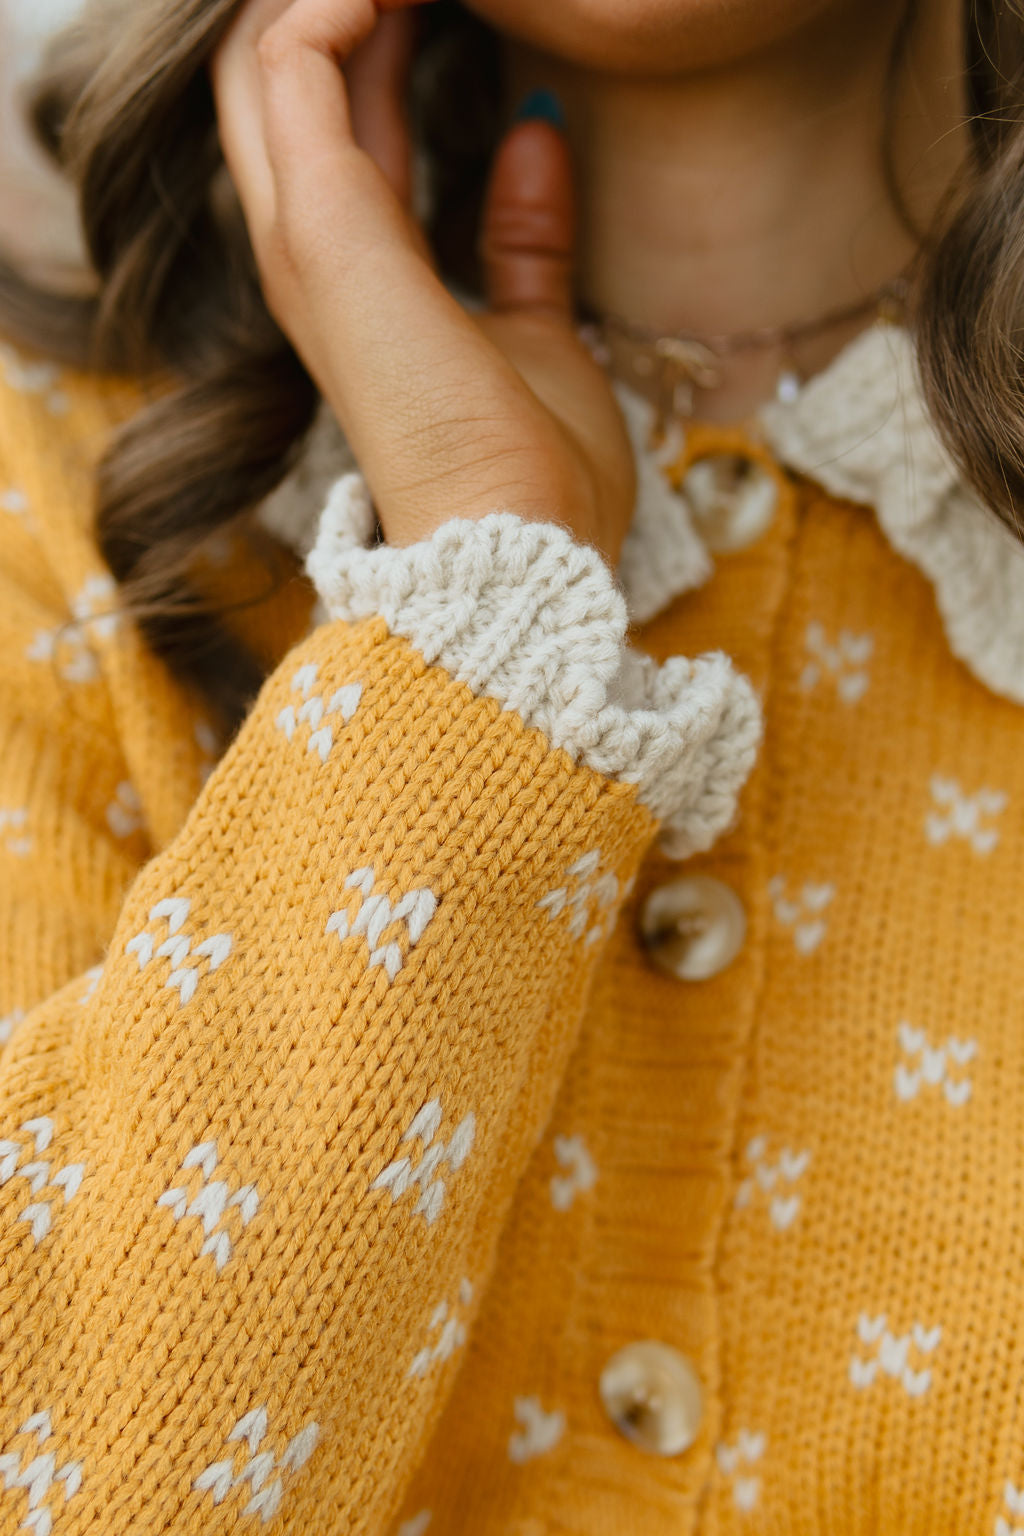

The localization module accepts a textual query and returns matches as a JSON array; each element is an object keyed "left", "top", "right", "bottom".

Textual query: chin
[{"left": 459, "top": 0, "right": 830, "bottom": 73}]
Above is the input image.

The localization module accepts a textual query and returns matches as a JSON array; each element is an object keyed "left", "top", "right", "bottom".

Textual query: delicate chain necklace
[{"left": 581, "top": 275, "right": 910, "bottom": 420}]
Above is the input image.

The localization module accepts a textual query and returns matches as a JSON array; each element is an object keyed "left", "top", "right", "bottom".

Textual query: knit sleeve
[{"left": 0, "top": 459, "right": 758, "bottom": 1533}]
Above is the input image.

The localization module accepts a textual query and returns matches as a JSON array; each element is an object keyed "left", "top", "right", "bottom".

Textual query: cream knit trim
[
  {"left": 307, "top": 474, "right": 762, "bottom": 858},
  {"left": 612, "top": 381, "right": 712, "bottom": 622},
  {"left": 256, "top": 402, "right": 358, "bottom": 559},
  {"left": 761, "top": 322, "right": 1024, "bottom": 705}
]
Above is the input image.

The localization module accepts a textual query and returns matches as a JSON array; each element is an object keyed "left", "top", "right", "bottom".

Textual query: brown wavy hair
[{"left": 0, "top": 0, "right": 1019, "bottom": 731}]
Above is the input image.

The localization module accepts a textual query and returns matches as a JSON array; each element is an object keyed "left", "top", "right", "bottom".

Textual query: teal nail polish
[{"left": 513, "top": 87, "right": 566, "bottom": 130}]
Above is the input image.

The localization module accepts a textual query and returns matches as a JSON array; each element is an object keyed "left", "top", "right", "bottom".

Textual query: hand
[{"left": 210, "top": 0, "right": 635, "bottom": 563}]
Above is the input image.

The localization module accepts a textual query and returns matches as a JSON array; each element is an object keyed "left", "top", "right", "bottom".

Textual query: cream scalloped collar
[
  {"left": 257, "top": 321, "right": 1024, "bottom": 706},
  {"left": 762, "top": 322, "right": 1024, "bottom": 705}
]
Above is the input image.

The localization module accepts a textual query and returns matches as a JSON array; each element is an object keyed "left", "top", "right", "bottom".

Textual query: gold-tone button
[
  {"left": 681, "top": 453, "right": 778, "bottom": 552},
  {"left": 639, "top": 875, "right": 746, "bottom": 981},
  {"left": 599, "top": 1341, "right": 703, "bottom": 1456}
]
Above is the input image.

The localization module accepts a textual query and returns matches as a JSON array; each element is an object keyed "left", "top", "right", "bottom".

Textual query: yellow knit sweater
[{"left": 0, "top": 324, "right": 1022, "bottom": 1536}]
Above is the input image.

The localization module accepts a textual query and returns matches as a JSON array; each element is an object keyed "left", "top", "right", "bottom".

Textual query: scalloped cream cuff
[{"left": 306, "top": 474, "right": 761, "bottom": 859}]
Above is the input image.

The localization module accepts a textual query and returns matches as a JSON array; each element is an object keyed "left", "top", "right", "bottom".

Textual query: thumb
[{"left": 480, "top": 111, "right": 576, "bottom": 321}]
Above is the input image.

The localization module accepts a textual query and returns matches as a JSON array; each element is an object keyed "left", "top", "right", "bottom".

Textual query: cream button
[
  {"left": 599, "top": 1341, "right": 704, "bottom": 1456},
  {"left": 639, "top": 875, "right": 746, "bottom": 981},
  {"left": 681, "top": 452, "right": 778, "bottom": 552}
]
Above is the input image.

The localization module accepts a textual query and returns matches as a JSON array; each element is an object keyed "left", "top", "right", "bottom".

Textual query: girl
[{"left": 0, "top": 0, "right": 1021, "bottom": 1531}]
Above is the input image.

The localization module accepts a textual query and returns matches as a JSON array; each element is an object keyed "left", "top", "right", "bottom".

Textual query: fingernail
[{"left": 513, "top": 87, "right": 566, "bottom": 130}]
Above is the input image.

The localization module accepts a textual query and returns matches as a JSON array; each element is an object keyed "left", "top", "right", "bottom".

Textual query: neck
[{"left": 507, "top": 0, "right": 969, "bottom": 421}]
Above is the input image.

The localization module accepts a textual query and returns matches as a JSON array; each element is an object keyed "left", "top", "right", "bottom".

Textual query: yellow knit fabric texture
[{"left": 0, "top": 353, "right": 1021, "bottom": 1536}]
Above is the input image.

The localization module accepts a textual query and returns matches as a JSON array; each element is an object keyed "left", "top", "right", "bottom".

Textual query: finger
[
  {"left": 346, "top": 10, "right": 416, "bottom": 206},
  {"left": 212, "top": 0, "right": 415, "bottom": 242},
  {"left": 256, "top": 0, "right": 376, "bottom": 161},
  {"left": 480, "top": 119, "right": 576, "bottom": 321},
  {"left": 256, "top": 0, "right": 431, "bottom": 270},
  {"left": 210, "top": 0, "right": 294, "bottom": 237}
]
